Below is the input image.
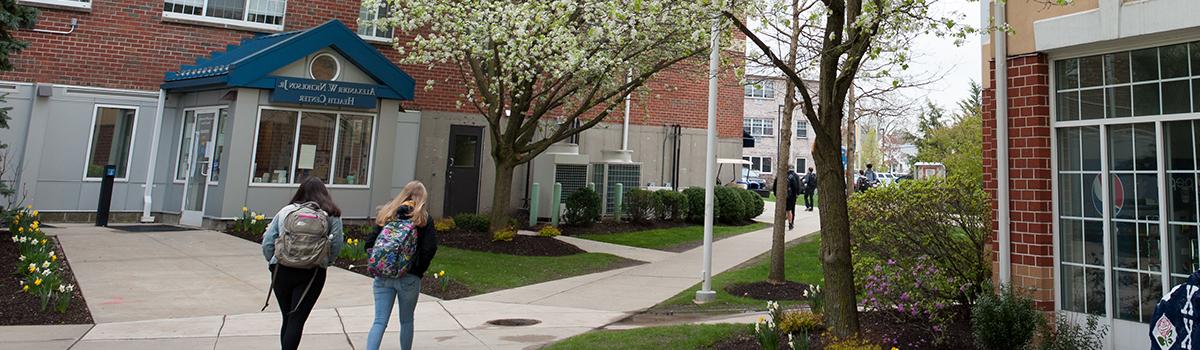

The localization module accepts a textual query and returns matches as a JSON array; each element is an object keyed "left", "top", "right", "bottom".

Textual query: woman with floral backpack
[{"left": 364, "top": 180, "right": 438, "bottom": 350}]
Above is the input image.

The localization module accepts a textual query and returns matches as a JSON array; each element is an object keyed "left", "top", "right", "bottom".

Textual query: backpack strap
[
  {"left": 261, "top": 264, "right": 277, "bottom": 312},
  {"left": 289, "top": 270, "right": 320, "bottom": 315}
]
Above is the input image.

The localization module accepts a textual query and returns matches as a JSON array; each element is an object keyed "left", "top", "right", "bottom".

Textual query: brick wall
[
  {"left": 983, "top": 53, "right": 1055, "bottom": 310},
  {"left": 2, "top": 1, "right": 742, "bottom": 137}
]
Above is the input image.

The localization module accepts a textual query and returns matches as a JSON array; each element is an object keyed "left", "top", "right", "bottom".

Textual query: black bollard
[{"left": 96, "top": 165, "right": 116, "bottom": 227}]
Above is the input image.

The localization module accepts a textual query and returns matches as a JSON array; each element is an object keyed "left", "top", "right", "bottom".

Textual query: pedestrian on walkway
[
  {"left": 785, "top": 166, "right": 801, "bottom": 230},
  {"left": 364, "top": 180, "right": 438, "bottom": 350},
  {"left": 802, "top": 167, "right": 817, "bottom": 211},
  {"left": 260, "top": 177, "right": 344, "bottom": 350}
]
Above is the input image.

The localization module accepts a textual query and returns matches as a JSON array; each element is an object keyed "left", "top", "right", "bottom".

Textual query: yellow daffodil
[
  {"left": 17, "top": 227, "right": 23, "bottom": 233},
  {"left": 242, "top": 207, "right": 249, "bottom": 212},
  {"left": 31, "top": 210, "right": 38, "bottom": 217},
  {"left": 26, "top": 204, "right": 32, "bottom": 209},
  {"left": 41, "top": 239, "right": 47, "bottom": 245},
  {"left": 892, "top": 347, "right": 899, "bottom": 350},
  {"left": 51, "top": 255, "right": 57, "bottom": 262},
  {"left": 34, "top": 278, "right": 41, "bottom": 286},
  {"left": 347, "top": 238, "right": 353, "bottom": 244},
  {"left": 28, "top": 264, "right": 35, "bottom": 272},
  {"left": 439, "top": 271, "right": 445, "bottom": 278},
  {"left": 31, "top": 221, "right": 39, "bottom": 230},
  {"left": 255, "top": 215, "right": 265, "bottom": 221},
  {"left": 22, "top": 285, "right": 29, "bottom": 292}
]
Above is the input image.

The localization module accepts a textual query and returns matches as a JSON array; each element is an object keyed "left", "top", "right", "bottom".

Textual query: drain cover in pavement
[
  {"left": 486, "top": 318, "right": 541, "bottom": 327},
  {"left": 108, "top": 225, "right": 193, "bottom": 233}
]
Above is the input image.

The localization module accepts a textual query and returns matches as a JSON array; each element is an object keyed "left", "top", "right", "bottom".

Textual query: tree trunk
[
  {"left": 768, "top": 0, "right": 802, "bottom": 285},
  {"left": 844, "top": 88, "right": 857, "bottom": 197},
  {"left": 488, "top": 158, "right": 517, "bottom": 234},
  {"left": 813, "top": 125, "right": 860, "bottom": 338}
]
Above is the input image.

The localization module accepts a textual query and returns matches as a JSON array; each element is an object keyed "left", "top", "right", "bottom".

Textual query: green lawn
[
  {"left": 544, "top": 324, "right": 749, "bottom": 350},
  {"left": 576, "top": 222, "right": 769, "bottom": 251},
  {"left": 655, "top": 233, "right": 824, "bottom": 311},
  {"left": 427, "top": 247, "right": 637, "bottom": 295}
]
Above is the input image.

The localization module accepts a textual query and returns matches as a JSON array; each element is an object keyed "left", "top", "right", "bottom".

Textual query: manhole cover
[{"left": 486, "top": 318, "right": 541, "bottom": 327}]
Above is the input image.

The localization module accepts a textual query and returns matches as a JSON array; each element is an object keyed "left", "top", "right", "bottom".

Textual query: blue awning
[{"left": 162, "top": 20, "right": 414, "bottom": 101}]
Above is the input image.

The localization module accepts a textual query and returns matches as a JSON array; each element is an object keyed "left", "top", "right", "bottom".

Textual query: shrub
[
  {"left": 779, "top": 310, "right": 824, "bottom": 334},
  {"left": 861, "top": 256, "right": 959, "bottom": 347},
  {"left": 714, "top": 186, "right": 744, "bottom": 225},
  {"left": 231, "top": 207, "right": 268, "bottom": 237},
  {"left": 738, "top": 188, "right": 765, "bottom": 221},
  {"left": 624, "top": 189, "right": 660, "bottom": 224},
  {"left": 338, "top": 237, "right": 367, "bottom": 261},
  {"left": 654, "top": 190, "right": 688, "bottom": 221},
  {"left": 1038, "top": 312, "right": 1108, "bottom": 350},
  {"left": 972, "top": 284, "right": 1043, "bottom": 350},
  {"left": 682, "top": 187, "right": 708, "bottom": 223},
  {"left": 453, "top": 213, "right": 491, "bottom": 233},
  {"left": 848, "top": 175, "right": 990, "bottom": 305},
  {"left": 823, "top": 337, "right": 878, "bottom": 350},
  {"left": 434, "top": 217, "right": 456, "bottom": 232},
  {"left": 564, "top": 187, "right": 601, "bottom": 226},
  {"left": 538, "top": 225, "right": 561, "bottom": 237},
  {"left": 492, "top": 227, "right": 516, "bottom": 242}
]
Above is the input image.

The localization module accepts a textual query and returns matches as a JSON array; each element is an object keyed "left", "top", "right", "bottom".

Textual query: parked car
[
  {"left": 739, "top": 168, "right": 767, "bottom": 190},
  {"left": 876, "top": 172, "right": 896, "bottom": 186},
  {"left": 894, "top": 173, "right": 913, "bottom": 183}
]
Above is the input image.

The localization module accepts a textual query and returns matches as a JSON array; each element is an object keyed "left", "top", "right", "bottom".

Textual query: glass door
[{"left": 180, "top": 109, "right": 219, "bottom": 227}]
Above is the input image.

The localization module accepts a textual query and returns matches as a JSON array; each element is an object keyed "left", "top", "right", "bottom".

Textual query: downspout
[
  {"left": 994, "top": 0, "right": 1012, "bottom": 285},
  {"left": 140, "top": 89, "right": 166, "bottom": 223},
  {"left": 622, "top": 70, "right": 632, "bottom": 151}
]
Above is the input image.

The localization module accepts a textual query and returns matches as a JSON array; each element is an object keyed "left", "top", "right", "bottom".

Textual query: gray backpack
[
  {"left": 262, "top": 202, "right": 331, "bottom": 314},
  {"left": 274, "top": 202, "right": 331, "bottom": 269}
]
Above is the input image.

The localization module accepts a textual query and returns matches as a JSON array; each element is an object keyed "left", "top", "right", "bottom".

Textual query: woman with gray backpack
[
  {"left": 260, "top": 177, "right": 344, "bottom": 350},
  {"left": 364, "top": 180, "right": 437, "bottom": 350}
]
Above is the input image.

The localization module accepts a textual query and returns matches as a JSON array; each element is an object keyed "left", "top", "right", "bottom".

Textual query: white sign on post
[{"left": 298, "top": 144, "right": 317, "bottom": 170}]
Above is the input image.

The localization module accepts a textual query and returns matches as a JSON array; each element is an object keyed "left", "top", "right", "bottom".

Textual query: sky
[{"left": 904, "top": 0, "right": 984, "bottom": 111}]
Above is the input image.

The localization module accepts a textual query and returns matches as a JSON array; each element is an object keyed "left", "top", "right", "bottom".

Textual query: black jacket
[
  {"left": 786, "top": 171, "right": 802, "bottom": 198},
  {"left": 365, "top": 206, "right": 438, "bottom": 278},
  {"left": 802, "top": 172, "right": 817, "bottom": 191}
]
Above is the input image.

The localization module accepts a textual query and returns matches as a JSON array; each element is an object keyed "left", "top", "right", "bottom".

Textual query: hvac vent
[
  {"left": 592, "top": 163, "right": 641, "bottom": 215},
  {"left": 555, "top": 164, "right": 588, "bottom": 202}
]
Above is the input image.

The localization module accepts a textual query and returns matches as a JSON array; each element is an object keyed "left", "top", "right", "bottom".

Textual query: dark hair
[
  {"left": 867, "top": 164, "right": 874, "bottom": 169},
  {"left": 808, "top": 167, "right": 814, "bottom": 172},
  {"left": 290, "top": 176, "right": 342, "bottom": 217}
]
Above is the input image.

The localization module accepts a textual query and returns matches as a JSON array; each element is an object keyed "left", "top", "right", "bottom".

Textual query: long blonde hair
[{"left": 376, "top": 181, "right": 429, "bottom": 227}]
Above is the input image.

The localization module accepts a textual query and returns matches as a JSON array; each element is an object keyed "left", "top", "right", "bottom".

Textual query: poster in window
[{"left": 298, "top": 144, "right": 317, "bottom": 170}]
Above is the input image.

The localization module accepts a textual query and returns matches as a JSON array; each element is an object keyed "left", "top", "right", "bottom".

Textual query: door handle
[{"left": 199, "top": 161, "right": 210, "bottom": 177}]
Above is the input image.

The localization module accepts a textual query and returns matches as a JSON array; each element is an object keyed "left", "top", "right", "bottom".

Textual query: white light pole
[{"left": 695, "top": 4, "right": 721, "bottom": 304}]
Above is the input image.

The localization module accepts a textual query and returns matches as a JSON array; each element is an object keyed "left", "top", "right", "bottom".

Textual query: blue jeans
[{"left": 366, "top": 274, "right": 421, "bottom": 350}]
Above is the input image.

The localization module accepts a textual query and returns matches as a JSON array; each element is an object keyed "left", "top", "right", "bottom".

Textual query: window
[
  {"left": 743, "top": 156, "right": 773, "bottom": 173},
  {"left": 17, "top": 0, "right": 90, "bottom": 10},
  {"left": 744, "top": 80, "right": 775, "bottom": 99},
  {"left": 357, "top": 2, "right": 393, "bottom": 39},
  {"left": 796, "top": 158, "right": 806, "bottom": 173},
  {"left": 251, "top": 108, "right": 376, "bottom": 185},
  {"left": 309, "top": 54, "right": 340, "bottom": 81},
  {"left": 796, "top": 120, "right": 808, "bottom": 138},
  {"left": 1055, "top": 41, "right": 1200, "bottom": 121},
  {"left": 163, "top": 0, "right": 285, "bottom": 30},
  {"left": 743, "top": 118, "right": 774, "bottom": 137},
  {"left": 174, "top": 109, "right": 229, "bottom": 182},
  {"left": 85, "top": 106, "right": 138, "bottom": 179}
]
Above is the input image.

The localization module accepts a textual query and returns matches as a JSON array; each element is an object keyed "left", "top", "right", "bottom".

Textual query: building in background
[
  {"left": 0, "top": 0, "right": 744, "bottom": 227},
  {"left": 982, "top": 0, "right": 1200, "bottom": 347},
  {"left": 741, "top": 74, "right": 817, "bottom": 181}
]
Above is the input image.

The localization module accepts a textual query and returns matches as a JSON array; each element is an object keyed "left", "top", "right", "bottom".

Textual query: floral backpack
[
  {"left": 367, "top": 219, "right": 419, "bottom": 278},
  {"left": 1150, "top": 269, "right": 1200, "bottom": 350}
]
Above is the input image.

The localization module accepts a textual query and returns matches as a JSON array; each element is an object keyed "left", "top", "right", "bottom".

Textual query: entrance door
[
  {"left": 180, "top": 109, "right": 220, "bottom": 227},
  {"left": 444, "top": 125, "right": 482, "bottom": 217}
]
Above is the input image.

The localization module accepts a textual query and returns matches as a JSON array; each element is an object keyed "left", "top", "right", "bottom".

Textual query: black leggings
[{"left": 272, "top": 265, "right": 327, "bottom": 350}]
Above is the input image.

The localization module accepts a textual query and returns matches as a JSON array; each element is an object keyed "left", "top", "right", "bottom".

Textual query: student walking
[
  {"left": 365, "top": 181, "right": 438, "bottom": 350},
  {"left": 785, "top": 166, "right": 802, "bottom": 230},
  {"left": 802, "top": 167, "right": 817, "bottom": 211},
  {"left": 260, "top": 177, "right": 344, "bottom": 350}
]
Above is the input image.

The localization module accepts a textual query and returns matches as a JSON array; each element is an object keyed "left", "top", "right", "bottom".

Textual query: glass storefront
[{"left": 1054, "top": 40, "right": 1200, "bottom": 325}]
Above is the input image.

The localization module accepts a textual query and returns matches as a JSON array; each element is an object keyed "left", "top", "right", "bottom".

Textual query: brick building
[
  {"left": 983, "top": 0, "right": 1200, "bottom": 347},
  {"left": 741, "top": 74, "right": 817, "bottom": 179},
  {"left": 0, "top": 0, "right": 744, "bottom": 226}
]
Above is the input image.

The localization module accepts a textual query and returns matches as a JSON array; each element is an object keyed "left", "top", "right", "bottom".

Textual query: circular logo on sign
[{"left": 1093, "top": 174, "right": 1124, "bottom": 216}]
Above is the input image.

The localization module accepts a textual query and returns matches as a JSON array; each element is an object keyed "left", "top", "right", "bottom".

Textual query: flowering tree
[{"left": 377, "top": 0, "right": 721, "bottom": 233}]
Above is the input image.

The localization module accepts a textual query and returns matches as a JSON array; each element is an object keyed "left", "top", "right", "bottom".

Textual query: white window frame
[
  {"left": 743, "top": 156, "right": 773, "bottom": 174},
  {"left": 744, "top": 80, "right": 775, "bottom": 99},
  {"left": 744, "top": 118, "right": 775, "bottom": 137},
  {"left": 17, "top": 0, "right": 90, "bottom": 11},
  {"left": 308, "top": 53, "right": 342, "bottom": 81},
  {"left": 173, "top": 106, "right": 228, "bottom": 184},
  {"left": 248, "top": 106, "right": 378, "bottom": 189},
  {"left": 356, "top": 2, "right": 394, "bottom": 43},
  {"left": 796, "top": 119, "right": 809, "bottom": 139},
  {"left": 161, "top": 0, "right": 287, "bottom": 32},
  {"left": 82, "top": 104, "right": 140, "bottom": 182}
]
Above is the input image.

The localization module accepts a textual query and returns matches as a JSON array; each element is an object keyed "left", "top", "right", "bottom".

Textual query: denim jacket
[{"left": 260, "top": 203, "right": 344, "bottom": 267}]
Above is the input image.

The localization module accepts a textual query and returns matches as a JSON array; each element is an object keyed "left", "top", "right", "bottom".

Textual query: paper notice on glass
[{"left": 298, "top": 144, "right": 316, "bottom": 170}]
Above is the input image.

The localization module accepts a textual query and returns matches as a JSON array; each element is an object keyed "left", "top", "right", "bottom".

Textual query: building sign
[{"left": 270, "top": 77, "right": 379, "bottom": 109}]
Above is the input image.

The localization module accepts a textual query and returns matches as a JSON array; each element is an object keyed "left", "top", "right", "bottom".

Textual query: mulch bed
[
  {"left": 559, "top": 220, "right": 693, "bottom": 236},
  {"left": 706, "top": 306, "right": 975, "bottom": 350},
  {"left": 724, "top": 281, "right": 812, "bottom": 301},
  {"left": 225, "top": 228, "right": 263, "bottom": 244},
  {"left": 437, "top": 229, "right": 586, "bottom": 256},
  {"left": 0, "top": 231, "right": 94, "bottom": 325}
]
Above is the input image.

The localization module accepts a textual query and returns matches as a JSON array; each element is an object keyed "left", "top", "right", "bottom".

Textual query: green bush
[
  {"left": 714, "top": 186, "right": 744, "bottom": 225},
  {"left": 492, "top": 227, "right": 516, "bottom": 242},
  {"left": 972, "top": 284, "right": 1043, "bottom": 350},
  {"left": 682, "top": 187, "right": 708, "bottom": 223},
  {"left": 538, "top": 225, "right": 561, "bottom": 237},
  {"left": 1038, "top": 312, "right": 1108, "bottom": 350},
  {"left": 564, "top": 187, "right": 602, "bottom": 226},
  {"left": 453, "top": 213, "right": 491, "bottom": 233},
  {"left": 848, "top": 175, "right": 990, "bottom": 305},
  {"left": 654, "top": 190, "right": 688, "bottom": 221},
  {"left": 623, "top": 188, "right": 660, "bottom": 224},
  {"left": 737, "top": 188, "right": 764, "bottom": 221}
]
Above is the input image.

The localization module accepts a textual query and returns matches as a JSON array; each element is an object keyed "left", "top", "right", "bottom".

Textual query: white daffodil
[
  {"left": 18, "top": 255, "right": 25, "bottom": 261},
  {"left": 19, "top": 236, "right": 27, "bottom": 243},
  {"left": 41, "top": 261, "right": 50, "bottom": 269},
  {"left": 66, "top": 284, "right": 75, "bottom": 292},
  {"left": 58, "top": 284, "right": 65, "bottom": 293},
  {"left": 28, "top": 263, "right": 36, "bottom": 271},
  {"left": 42, "top": 269, "right": 52, "bottom": 276},
  {"left": 11, "top": 235, "right": 18, "bottom": 242}
]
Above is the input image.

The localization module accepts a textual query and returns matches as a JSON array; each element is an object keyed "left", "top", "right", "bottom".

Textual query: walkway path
[{"left": 5, "top": 203, "right": 820, "bottom": 349}]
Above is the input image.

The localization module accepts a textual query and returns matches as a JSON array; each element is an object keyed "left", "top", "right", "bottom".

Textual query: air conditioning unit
[
  {"left": 531, "top": 143, "right": 590, "bottom": 219},
  {"left": 592, "top": 150, "right": 641, "bottom": 216}
]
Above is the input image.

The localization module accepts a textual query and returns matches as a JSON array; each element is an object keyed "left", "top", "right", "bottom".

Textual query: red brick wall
[
  {"left": 983, "top": 53, "right": 1055, "bottom": 310},
  {"left": 2, "top": 1, "right": 742, "bottom": 137}
]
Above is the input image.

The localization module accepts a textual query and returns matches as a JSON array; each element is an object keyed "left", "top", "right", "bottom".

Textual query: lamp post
[{"left": 695, "top": 4, "right": 721, "bottom": 304}]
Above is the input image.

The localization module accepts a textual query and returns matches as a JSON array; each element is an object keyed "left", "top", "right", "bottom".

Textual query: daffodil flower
[
  {"left": 51, "top": 255, "right": 57, "bottom": 262},
  {"left": 18, "top": 255, "right": 25, "bottom": 261},
  {"left": 41, "top": 261, "right": 50, "bottom": 269},
  {"left": 34, "top": 278, "right": 42, "bottom": 286},
  {"left": 22, "top": 285, "right": 29, "bottom": 292},
  {"left": 31, "top": 210, "right": 38, "bottom": 216},
  {"left": 242, "top": 207, "right": 249, "bottom": 212},
  {"left": 41, "top": 269, "right": 51, "bottom": 276},
  {"left": 28, "top": 263, "right": 36, "bottom": 272},
  {"left": 17, "top": 227, "right": 24, "bottom": 233},
  {"left": 256, "top": 215, "right": 265, "bottom": 221}
]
